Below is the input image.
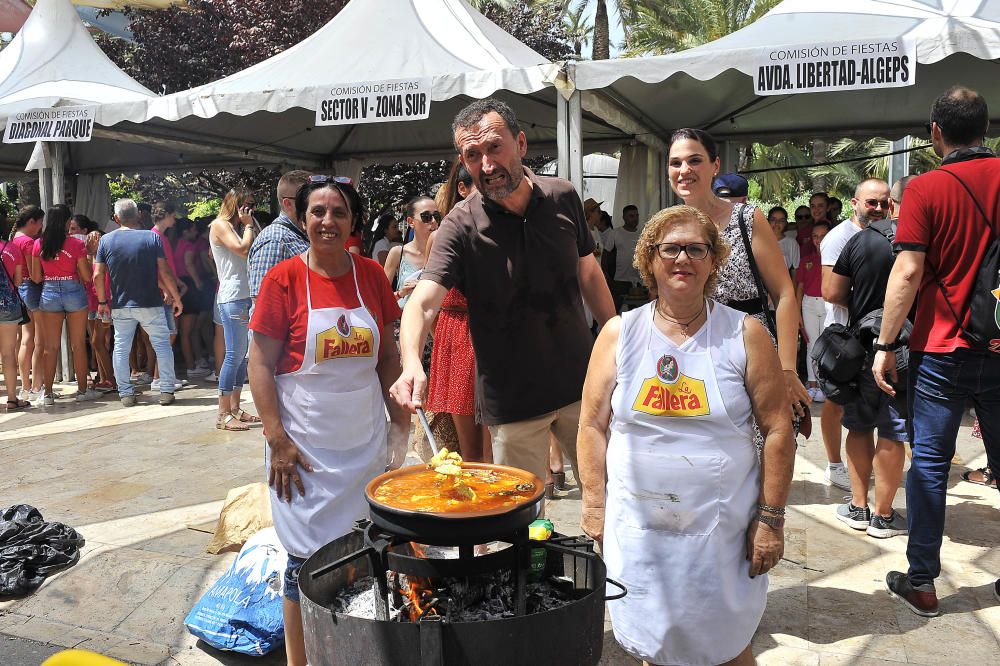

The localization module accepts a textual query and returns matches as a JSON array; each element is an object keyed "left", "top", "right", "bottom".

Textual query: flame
[{"left": 402, "top": 543, "right": 438, "bottom": 622}]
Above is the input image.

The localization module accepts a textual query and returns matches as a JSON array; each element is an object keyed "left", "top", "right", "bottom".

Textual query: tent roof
[
  {"left": 571, "top": 0, "right": 1000, "bottom": 143},
  {"left": 0, "top": 0, "right": 154, "bottom": 118},
  {"left": 103, "top": 0, "right": 558, "bottom": 128}
]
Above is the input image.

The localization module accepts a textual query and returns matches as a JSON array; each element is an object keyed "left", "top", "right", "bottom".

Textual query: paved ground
[{"left": 0, "top": 379, "right": 997, "bottom": 665}]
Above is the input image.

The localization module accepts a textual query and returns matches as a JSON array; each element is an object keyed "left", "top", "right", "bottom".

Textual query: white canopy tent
[
  {"left": 82, "top": 0, "right": 639, "bottom": 190},
  {"left": 0, "top": 0, "right": 159, "bottom": 217},
  {"left": 571, "top": 0, "right": 1000, "bottom": 147},
  {"left": 566, "top": 0, "right": 1000, "bottom": 223}
]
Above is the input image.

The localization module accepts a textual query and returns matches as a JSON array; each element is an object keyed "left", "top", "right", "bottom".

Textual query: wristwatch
[
  {"left": 873, "top": 339, "right": 904, "bottom": 352},
  {"left": 757, "top": 513, "right": 785, "bottom": 529}
]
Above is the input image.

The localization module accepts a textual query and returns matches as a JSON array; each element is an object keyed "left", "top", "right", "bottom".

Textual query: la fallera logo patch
[
  {"left": 632, "top": 363, "right": 711, "bottom": 418},
  {"left": 316, "top": 314, "right": 374, "bottom": 362}
]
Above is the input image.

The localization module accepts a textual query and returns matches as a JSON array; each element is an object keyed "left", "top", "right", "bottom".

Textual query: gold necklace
[{"left": 655, "top": 301, "right": 706, "bottom": 335}]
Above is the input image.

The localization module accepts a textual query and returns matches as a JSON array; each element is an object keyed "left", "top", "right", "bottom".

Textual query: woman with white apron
[
  {"left": 248, "top": 177, "right": 409, "bottom": 666},
  {"left": 578, "top": 206, "right": 795, "bottom": 666}
]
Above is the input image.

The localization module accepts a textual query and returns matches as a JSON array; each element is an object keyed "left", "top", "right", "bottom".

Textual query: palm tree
[
  {"left": 563, "top": 1, "right": 594, "bottom": 58},
  {"left": 622, "top": 0, "right": 780, "bottom": 56}
]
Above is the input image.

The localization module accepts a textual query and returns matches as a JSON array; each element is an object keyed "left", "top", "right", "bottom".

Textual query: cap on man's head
[
  {"left": 713, "top": 173, "right": 749, "bottom": 198},
  {"left": 583, "top": 198, "right": 604, "bottom": 213}
]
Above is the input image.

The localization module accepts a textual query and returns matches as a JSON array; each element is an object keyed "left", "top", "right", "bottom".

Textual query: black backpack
[{"left": 929, "top": 167, "right": 1000, "bottom": 352}]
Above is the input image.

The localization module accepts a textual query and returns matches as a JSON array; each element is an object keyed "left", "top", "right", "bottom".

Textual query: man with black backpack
[
  {"left": 825, "top": 178, "right": 909, "bottom": 540},
  {"left": 873, "top": 86, "right": 1000, "bottom": 617}
]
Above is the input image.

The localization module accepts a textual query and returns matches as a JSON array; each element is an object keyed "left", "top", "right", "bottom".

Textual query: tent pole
[
  {"left": 888, "top": 136, "right": 910, "bottom": 185},
  {"left": 38, "top": 168, "right": 52, "bottom": 212},
  {"left": 556, "top": 91, "right": 570, "bottom": 180},
  {"left": 51, "top": 142, "right": 66, "bottom": 204},
  {"left": 569, "top": 91, "right": 583, "bottom": 196}
]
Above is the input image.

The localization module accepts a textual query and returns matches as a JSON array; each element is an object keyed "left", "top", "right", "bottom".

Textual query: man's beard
[
  {"left": 479, "top": 162, "right": 523, "bottom": 201},
  {"left": 858, "top": 209, "right": 885, "bottom": 227}
]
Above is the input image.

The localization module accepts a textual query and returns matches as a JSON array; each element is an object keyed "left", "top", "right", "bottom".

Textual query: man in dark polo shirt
[
  {"left": 390, "top": 98, "right": 615, "bottom": 485},
  {"left": 873, "top": 86, "right": 1000, "bottom": 617},
  {"left": 824, "top": 179, "right": 908, "bottom": 541}
]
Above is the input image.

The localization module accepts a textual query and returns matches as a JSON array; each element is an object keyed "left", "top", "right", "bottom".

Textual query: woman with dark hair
[
  {"left": 369, "top": 212, "right": 403, "bottom": 266},
  {"left": 70, "top": 216, "right": 115, "bottom": 393},
  {"left": 424, "top": 162, "right": 491, "bottom": 462},
  {"left": 175, "top": 218, "right": 210, "bottom": 378},
  {"left": 384, "top": 195, "right": 439, "bottom": 307},
  {"left": 28, "top": 206, "right": 100, "bottom": 405},
  {"left": 667, "top": 128, "right": 811, "bottom": 427},
  {"left": 10, "top": 206, "right": 45, "bottom": 402},
  {"left": 248, "top": 176, "right": 408, "bottom": 666},
  {"left": 210, "top": 187, "right": 258, "bottom": 430},
  {"left": 1, "top": 222, "right": 27, "bottom": 410}
]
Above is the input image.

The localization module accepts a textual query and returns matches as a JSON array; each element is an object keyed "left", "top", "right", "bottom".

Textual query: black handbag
[{"left": 0, "top": 240, "right": 30, "bottom": 325}]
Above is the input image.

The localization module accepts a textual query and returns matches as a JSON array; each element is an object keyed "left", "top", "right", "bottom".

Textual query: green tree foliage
[
  {"left": 622, "top": 0, "right": 779, "bottom": 56},
  {"left": 563, "top": 1, "right": 594, "bottom": 59}
]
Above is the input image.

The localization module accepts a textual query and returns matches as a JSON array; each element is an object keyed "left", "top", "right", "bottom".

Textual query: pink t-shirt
[
  {"left": 2, "top": 240, "right": 22, "bottom": 282},
  {"left": 10, "top": 234, "right": 35, "bottom": 272},
  {"left": 32, "top": 236, "right": 87, "bottom": 280},
  {"left": 174, "top": 238, "right": 197, "bottom": 279},
  {"left": 151, "top": 227, "right": 178, "bottom": 275}
]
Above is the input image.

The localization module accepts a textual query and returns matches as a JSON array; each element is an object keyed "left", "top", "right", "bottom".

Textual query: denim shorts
[
  {"left": 18, "top": 281, "right": 41, "bottom": 311},
  {"left": 0, "top": 306, "right": 22, "bottom": 324},
  {"left": 842, "top": 392, "right": 908, "bottom": 442},
  {"left": 39, "top": 280, "right": 88, "bottom": 313},
  {"left": 284, "top": 554, "right": 306, "bottom": 603}
]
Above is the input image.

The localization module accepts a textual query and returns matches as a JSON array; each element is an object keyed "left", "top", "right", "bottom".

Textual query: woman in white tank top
[
  {"left": 209, "top": 187, "right": 257, "bottom": 431},
  {"left": 577, "top": 206, "right": 795, "bottom": 666}
]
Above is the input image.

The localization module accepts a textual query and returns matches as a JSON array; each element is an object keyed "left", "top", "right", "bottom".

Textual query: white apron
[
  {"left": 267, "top": 253, "right": 387, "bottom": 559},
  {"left": 604, "top": 301, "right": 765, "bottom": 666}
]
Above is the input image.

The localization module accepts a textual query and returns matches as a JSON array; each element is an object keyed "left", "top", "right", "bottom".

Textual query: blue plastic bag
[{"left": 185, "top": 527, "right": 287, "bottom": 655}]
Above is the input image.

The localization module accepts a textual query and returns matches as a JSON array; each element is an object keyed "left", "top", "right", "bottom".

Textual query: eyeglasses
[
  {"left": 419, "top": 211, "right": 442, "bottom": 223},
  {"left": 863, "top": 199, "right": 891, "bottom": 209},
  {"left": 654, "top": 242, "right": 711, "bottom": 260},
  {"left": 309, "top": 175, "right": 354, "bottom": 186},
  {"left": 768, "top": 217, "right": 787, "bottom": 225}
]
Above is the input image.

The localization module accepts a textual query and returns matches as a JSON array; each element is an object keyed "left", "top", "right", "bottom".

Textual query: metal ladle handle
[{"left": 415, "top": 407, "right": 440, "bottom": 456}]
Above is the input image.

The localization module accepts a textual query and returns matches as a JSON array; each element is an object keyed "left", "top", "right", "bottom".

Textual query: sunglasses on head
[
  {"left": 863, "top": 198, "right": 891, "bottom": 209},
  {"left": 309, "top": 175, "right": 354, "bottom": 186},
  {"left": 419, "top": 211, "right": 442, "bottom": 223}
]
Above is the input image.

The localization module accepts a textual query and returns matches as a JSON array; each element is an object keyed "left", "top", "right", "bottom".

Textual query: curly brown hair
[{"left": 633, "top": 205, "right": 730, "bottom": 297}]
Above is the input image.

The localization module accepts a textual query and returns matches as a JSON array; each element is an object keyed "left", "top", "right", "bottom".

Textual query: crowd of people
[{"left": 1, "top": 85, "right": 997, "bottom": 666}]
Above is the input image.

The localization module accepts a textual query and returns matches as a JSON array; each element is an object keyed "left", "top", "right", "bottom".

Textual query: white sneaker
[
  {"left": 205, "top": 371, "right": 219, "bottom": 383},
  {"left": 75, "top": 389, "right": 103, "bottom": 402},
  {"left": 151, "top": 379, "right": 188, "bottom": 391},
  {"left": 22, "top": 388, "right": 42, "bottom": 402},
  {"left": 30, "top": 391, "right": 48, "bottom": 407},
  {"left": 825, "top": 463, "right": 851, "bottom": 491}
]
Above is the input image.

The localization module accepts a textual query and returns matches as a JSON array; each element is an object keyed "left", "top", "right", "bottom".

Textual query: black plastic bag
[{"left": 0, "top": 504, "right": 85, "bottom": 596}]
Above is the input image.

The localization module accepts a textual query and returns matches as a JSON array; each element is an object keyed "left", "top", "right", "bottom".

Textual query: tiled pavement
[{"left": 0, "top": 380, "right": 997, "bottom": 665}]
